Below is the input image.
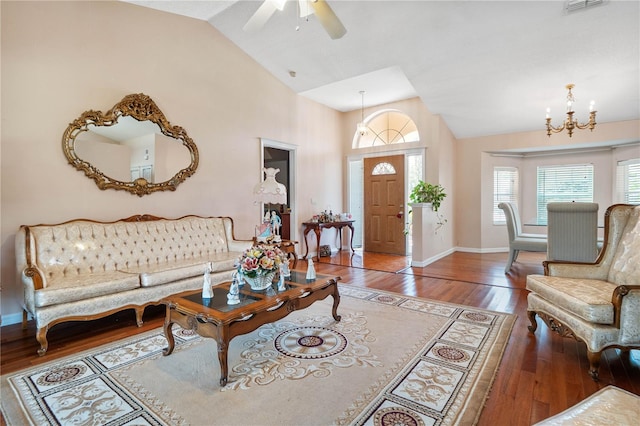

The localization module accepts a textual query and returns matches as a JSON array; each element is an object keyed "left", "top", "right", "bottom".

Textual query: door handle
[{"left": 397, "top": 210, "right": 404, "bottom": 219}]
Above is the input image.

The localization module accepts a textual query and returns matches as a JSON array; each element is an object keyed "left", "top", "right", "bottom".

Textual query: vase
[{"left": 244, "top": 271, "right": 276, "bottom": 291}]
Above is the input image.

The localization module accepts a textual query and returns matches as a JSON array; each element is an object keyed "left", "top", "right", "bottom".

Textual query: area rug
[{"left": 1, "top": 285, "right": 516, "bottom": 425}]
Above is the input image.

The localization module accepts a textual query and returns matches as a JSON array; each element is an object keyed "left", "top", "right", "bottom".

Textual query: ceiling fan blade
[
  {"left": 243, "top": 1, "right": 278, "bottom": 33},
  {"left": 310, "top": 0, "right": 347, "bottom": 39}
]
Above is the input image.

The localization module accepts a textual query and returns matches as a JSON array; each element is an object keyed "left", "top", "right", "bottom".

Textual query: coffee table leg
[
  {"left": 332, "top": 286, "right": 341, "bottom": 322},
  {"left": 217, "top": 334, "right": 229, "bottom": 386},
  {"left": 162, "top": 308, "right": 175, "bottom": 356}
]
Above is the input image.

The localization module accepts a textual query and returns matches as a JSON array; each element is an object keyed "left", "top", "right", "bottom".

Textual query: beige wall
[
  {"left": 0, "top": 1, "right": 342, "bottom": 322},
  {"left": 456, "top": 121, "right": 640, "bottom": 251},
  {"left": 341, "top": 98, "right": 455, "bottom": 253},
  {"left": 2, "top": 1, "right": 638, "bottom": 324}
]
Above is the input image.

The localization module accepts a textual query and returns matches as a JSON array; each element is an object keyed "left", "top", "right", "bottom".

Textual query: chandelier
[
  {"left": 356, "top": 90, "right": 368, "bottom": 136},
  {"left": 545, "top": 84, "right": 597, "bottom": 137}
]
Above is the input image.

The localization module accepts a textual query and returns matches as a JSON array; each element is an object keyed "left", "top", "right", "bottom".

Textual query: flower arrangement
[{"left": 238, "top": 244, "right": 286, "bottom": 278}]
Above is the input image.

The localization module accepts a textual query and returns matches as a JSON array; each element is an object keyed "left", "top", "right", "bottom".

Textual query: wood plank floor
[{"left": 1, "top": 251, "right": 638, "bottom": 425}]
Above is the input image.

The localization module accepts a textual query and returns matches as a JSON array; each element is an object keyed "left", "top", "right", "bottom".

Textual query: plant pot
[{"left": 244, "top": 271, "right": 276, "bottom": 291}]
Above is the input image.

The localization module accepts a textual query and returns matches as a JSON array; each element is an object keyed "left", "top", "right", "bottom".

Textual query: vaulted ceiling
[{"left": 125, "top": 1, "right": 639, "bottom": 139}]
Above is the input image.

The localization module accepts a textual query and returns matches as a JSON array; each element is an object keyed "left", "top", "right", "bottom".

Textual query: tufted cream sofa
[
  {"left": 526, "top": 204, "right": 640, "bottom": 380},
  {"left": 15, "top": 214, "right": 253, "bottom": 355}
]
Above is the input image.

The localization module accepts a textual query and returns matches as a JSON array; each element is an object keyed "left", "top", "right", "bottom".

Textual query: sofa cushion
[
  {"left": 209, "top": 251, "right": 243, "bottom": 272},
  {"left": 121, "top": 259, "right": 210, "bottom": 288},
  {"left": 526, "top": 275, "right": 618, "bottom": 324},
  {"left": 34, "top": 272, "right": 140, "bottom": 308}
]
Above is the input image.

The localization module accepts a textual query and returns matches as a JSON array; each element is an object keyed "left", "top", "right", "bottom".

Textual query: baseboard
[
  {"left": 2, "top": 311, "right": 26, "bottom": 327},
  {"left": 456, "top": 246, "right": 509, "bottom": 254},
  {"left": 410, "top": 248, "right": 455, "bottom": 267}
]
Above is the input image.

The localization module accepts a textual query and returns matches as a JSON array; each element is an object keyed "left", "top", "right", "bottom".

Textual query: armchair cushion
[{"left": 526, "top": 275, "right": 617, "bottom": 324}]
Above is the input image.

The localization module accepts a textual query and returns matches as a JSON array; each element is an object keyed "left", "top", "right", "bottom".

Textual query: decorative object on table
[
  {"left": 306, "top": 258, "right": 316, "bottom": 280},
  {"left": 281, "top": 259, "right": 291, "bottom": 277},
  {"left": 545, "top": 83, "right": 597, "bottom": 138},
  {"left": 227, "top": 272, "right": 240, "bottom": 305},
  {"left": 253, "top": 168, "right": 287, "bottom": 238},
  {"left": 202, "top": 265, "right": 213, "bottom": 299},
  {"left": 319, "top": 245, "right": 331, "bottom": 257},
  {"left": 237, "top": 244, "right": 286, "bottom": 291},
  {"left": 255, "top": 222, "right": 272, "bottom": 242},
  {"left": 277, "top": 267, "right": 286, "bottom": 291},
  {"left": 270, "top": 211, "right": 282, "bottom": 239}
]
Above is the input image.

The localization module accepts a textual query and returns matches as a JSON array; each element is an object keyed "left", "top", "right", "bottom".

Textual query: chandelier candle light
[
  {"left": 545, "top": 84, "right": 597, "bottom": 137},
  {"left": 356, "top": 90, "right": 368, "bottom": 136}
]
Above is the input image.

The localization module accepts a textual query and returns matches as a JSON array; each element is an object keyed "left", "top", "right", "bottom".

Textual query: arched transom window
[
  {"left": 372, "top": 162, "right": 396, "bottom": 175},
  {"left": 353, "top": 110, "right": 419, "bottom": 148}
]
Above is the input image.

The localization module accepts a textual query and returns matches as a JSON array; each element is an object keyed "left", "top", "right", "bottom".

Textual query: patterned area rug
[{"left": 1, "top": 285, "right": 516, "bottom": 425}]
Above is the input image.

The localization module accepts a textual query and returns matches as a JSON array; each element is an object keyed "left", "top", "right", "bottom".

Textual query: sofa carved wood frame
[
  {"left": 62, "top": 93, "right": 199, "bottom": 196},
  {"left": 21, "top": 214, "right": 167, "bottom": 356}
]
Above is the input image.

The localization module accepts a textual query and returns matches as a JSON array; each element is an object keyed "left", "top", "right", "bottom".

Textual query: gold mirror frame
[{"left": 62, "top": 93, "right": 199, "bottom": 196}]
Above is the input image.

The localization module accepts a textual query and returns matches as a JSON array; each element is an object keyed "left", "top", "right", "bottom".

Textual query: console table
[{"left": 302, "top": 220, "right": 355, "bottom": 261}]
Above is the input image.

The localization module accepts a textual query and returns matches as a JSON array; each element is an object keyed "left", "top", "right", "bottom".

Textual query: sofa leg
[
  {"left": 587, "top": 350, "right": 601, "bottom": 381},
  {"left": 36, "top": 326, "right": 49, "bottom": 356},
  {"left": 135, "top": 307, "right": 145, "bottom": 327},
  {"left": 527, "top": 311, "right": 538, "bottom": 333}
]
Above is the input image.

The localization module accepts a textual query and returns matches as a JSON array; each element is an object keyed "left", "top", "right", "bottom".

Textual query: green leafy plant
[{"left": 409, "top": 181, "right": 447, "bottom": 212}]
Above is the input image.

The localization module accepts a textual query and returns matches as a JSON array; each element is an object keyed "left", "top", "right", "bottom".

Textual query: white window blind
[
  {"left": 536, "top": 163, "right": 594, "bottom": 223},
  {"left": 493, "top": 167, "right": 518, "bottom": 224},
  {"left": 616, "top": 158, "right": 640, "bottom": 204}
]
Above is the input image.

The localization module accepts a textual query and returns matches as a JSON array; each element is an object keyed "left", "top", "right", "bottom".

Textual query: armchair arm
[
  {"left": 544, "top": 260, "right": 609, "bottom": 280},
  {"left": 613, "top": 285, "right": 640, "bottom": 329}
]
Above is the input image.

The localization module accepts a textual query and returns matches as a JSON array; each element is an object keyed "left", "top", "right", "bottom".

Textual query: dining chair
[
  {"left": 498, "top": 202, "right": 547, "bottom": 273},
  {"left": 547, "top": 202, "right": 599, "bottom": 262}
]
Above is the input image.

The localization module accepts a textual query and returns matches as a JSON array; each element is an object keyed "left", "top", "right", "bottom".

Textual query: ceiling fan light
[
  {"left": 272, "top": 0, "right": 287, "bottom": 11},
  {"left": 299, "top": 0, "right": 313, "bottom": 17}
]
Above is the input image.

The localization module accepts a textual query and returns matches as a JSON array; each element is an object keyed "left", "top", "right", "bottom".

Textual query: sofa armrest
[{"left": 24, "top": 265, "right": 47, "bottom": 290}]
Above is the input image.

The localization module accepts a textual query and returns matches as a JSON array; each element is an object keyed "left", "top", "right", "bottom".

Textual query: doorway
[
  {"left": 261, "top": 139, "right": 297, "bottom": 241},
  {"left": 363, "top": 155, "right": 406, "bottom": 255}
]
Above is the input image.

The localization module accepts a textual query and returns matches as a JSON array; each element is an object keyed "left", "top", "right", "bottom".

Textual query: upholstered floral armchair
[{"left": 526, "top": 204, "right": 639, "bottom": 380}]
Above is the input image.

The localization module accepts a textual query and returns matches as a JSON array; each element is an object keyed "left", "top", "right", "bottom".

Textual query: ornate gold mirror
[{"left": 63, "top": 93, "right": 199, "bottom": 196}]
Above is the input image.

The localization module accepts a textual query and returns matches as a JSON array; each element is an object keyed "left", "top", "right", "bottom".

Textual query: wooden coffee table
[{"left": 161, "top": 271, "right": 341, "bottom": 386}]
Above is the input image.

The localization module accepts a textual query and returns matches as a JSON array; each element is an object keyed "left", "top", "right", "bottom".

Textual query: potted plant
[
  {"left": 409, "top": 181, "right": 447, "bottom": 211},
  {"left": 408, "top": 181, "right": 447, "bottom": 233}
]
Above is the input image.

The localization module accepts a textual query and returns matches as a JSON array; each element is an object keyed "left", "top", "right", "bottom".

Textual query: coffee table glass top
[{"left": 183, "top": 271, "right": 328, "bottom": 313}]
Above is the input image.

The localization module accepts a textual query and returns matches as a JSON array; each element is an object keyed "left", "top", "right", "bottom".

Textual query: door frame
[
  {"left": 260, "top": 138, "right": 297, "bottom": 241},
  {"left": 347, "top": 147, "right": 425, "bottom": 254}
]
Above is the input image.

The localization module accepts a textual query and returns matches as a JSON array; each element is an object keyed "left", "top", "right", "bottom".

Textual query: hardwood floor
[{"left": 2, "top": 251, "right": 638, "bottom": 425}]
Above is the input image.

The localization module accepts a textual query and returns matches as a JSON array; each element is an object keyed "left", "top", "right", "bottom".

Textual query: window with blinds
[
  {"left": 536, "top": 163, "right": 594, "bottom": 223},
  {"left": 493, "top": 167, "right": 518, "bottom": 224},
  {"left": 616, "top": 158, "right": 640, "bottom": 204}
]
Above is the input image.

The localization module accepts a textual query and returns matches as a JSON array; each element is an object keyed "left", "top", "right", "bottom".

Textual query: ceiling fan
[{"left": 243, "top": 0, "right": 347, "bottom": 40}]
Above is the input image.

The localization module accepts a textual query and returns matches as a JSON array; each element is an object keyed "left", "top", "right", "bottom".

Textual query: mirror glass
[
  {"left": 63, "top": 94, "right": 199, "bottom": 196},
  {"left": 74, "top": 116, "right": 192, "bottom": 184}
]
